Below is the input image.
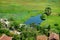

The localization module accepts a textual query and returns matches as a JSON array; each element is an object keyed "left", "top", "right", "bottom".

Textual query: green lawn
[{"left": 0, "top": 0, "right": 60, "bottom": 23}]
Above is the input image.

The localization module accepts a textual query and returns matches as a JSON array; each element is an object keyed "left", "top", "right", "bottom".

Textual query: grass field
[{"left": 0, "top": 0, "right": 60, "bottom": 24}]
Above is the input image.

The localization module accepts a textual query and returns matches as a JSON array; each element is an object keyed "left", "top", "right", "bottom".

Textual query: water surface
[{"left": 25, "top": 15, "right": 43, "bottom": 25}]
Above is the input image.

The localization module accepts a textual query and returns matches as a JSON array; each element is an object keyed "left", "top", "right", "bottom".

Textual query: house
[
  {"left": 49, "top": 32, "right": 59, "bottom": 40},
  {"left": 36, "top": 35, "right": 48, "bottom": 40},
  {"left": 0, "top": 34, "right": 12, "bottom": 40}
]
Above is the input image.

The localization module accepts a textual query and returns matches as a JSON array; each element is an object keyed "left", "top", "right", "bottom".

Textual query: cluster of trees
[
  {"left": 40, "top": 7, "right": 51, "bottom": 20},
  {"left": 0, "top": 18, "right": 60, "bottom": 40},
  {"left": 0, "top": 21, "right": 60, "bottom": 40},
  {"left": 0, "top": 19, "right": 51, "bottom": 40}
]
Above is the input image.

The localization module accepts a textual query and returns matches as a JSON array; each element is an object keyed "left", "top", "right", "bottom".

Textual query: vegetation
[
  {"left": 0, "top": 0, "right": 60, "bottom": 40},
  {"left": 40, "top": 14, "right": 47, "bottom": 20},
  {"left": 44, "top": 7, "right": 51, "bottom": 16},
  {"left": 0, "top": 0, "right": 60, "bottom": 23}
]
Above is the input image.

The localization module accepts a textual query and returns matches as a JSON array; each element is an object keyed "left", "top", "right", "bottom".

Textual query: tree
[
  {"left": 19, "top": 26, "right": 38, "bottom": 40},
  {"left": 39, "top": 25, "right": 51, "bottom": 37},
  {"left": 0, "top": 28, "right": 10, "bottom": 36},
  {"left": 40, "top": 14, "right": 47, "bottom": 20},
  {"left": 12, "top": 34, "right": 20, "bottom": 40},
  {"left": 44, "top": 7, "right": 51, "bottom": 16},
  {"left": 10, "top": 21, "right": 19, "bottom": 30}
]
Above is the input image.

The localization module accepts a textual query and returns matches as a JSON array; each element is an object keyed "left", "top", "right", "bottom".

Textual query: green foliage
[
  {"left": 40, "top": 14, "right": 47, "bottom": 20},
  {"left": 0, "top": 28, "right": 10, "bottom": 36},
  {"left": 0, "top": 22, "right": 3, "bottom": 28},
  {"left": 30, "top": 23, "right": 37, "bottom": 27},
  {"left": 19, "top": 26, "right": 38, "bottom": 40},
  {"left": 8, "top": 17, "right": 15, "bottom": 21},
  {"left": 44, "top": 7, "right": 51, "bottom": 16},
  {"left": 54, "top": 23, "right": 59, "bottom": 26},
  {"left": 12, "top": 34, "right": 20, "bottom": 40},
  {"left": 10, "top": 21, "right": 19, "bottom": 30},
  {"left": 39, "top": 25, "right": 51, "bottom": 36}
]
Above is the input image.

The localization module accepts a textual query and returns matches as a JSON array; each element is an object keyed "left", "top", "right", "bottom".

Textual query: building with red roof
[
  {"left": 49, "top": 32, "right": 59, "bottom": 40},
  {"left": 0, "top": 34, "right": 12, "bottom": 40}
]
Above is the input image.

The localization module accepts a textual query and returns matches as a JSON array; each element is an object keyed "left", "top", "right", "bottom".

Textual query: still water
[{"left": 25, "top": 15, "right": 43, "bottom": 25}]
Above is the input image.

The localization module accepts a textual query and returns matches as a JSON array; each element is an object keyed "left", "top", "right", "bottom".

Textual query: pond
[{"left": 25, "top": 14, "right": 43, "bottom": 25}]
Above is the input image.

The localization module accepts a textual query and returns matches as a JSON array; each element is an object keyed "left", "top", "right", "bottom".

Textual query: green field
[{"left": 0, "top": 0, "right": 60, "bottom": 24}]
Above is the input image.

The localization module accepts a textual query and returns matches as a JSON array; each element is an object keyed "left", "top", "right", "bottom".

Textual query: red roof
[
  {"left": 49, "top": 32, "right": 59, "bottom": 40},
  {"left": 0, "top": 34, "right": 12, "bottom": 40}
]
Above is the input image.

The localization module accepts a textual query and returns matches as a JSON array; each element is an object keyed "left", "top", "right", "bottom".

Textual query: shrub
[
  {"left": 54, "top": 23, "right": 59, "bottom": 26},
  {"left": 8, "top": 17, "right": 15, "bottom": 21},
  {"left": 40, "top": 14, "right": 47, "bottom": 20},
  {"left": 44, "top": 7, "right": 51, "bottom": 16}
]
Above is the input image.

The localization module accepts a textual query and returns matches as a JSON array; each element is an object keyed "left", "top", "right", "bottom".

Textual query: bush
[
  {"left": 0, "top": 28, "right": 10, "bottom": 36},
  {"left": 44, "top": 7, "right": 51, "bottom": 16},
  {"left": 40, "top": 14, "right": 47, "bottom": 20},
  {"left": 8, "top": 17, "right": 15, "bottom": 21},
  {"left": 0, "top": 22, "right": 3, "bottom": 28},
  {"left": 54, "top": 23, "right": 59, "bottom": 26},
  {"left": 12, "top": 34, "right": 20, "bottom": 40},
  {"left": 10, "top": 21, "right": 19, "bottom": 30}
]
